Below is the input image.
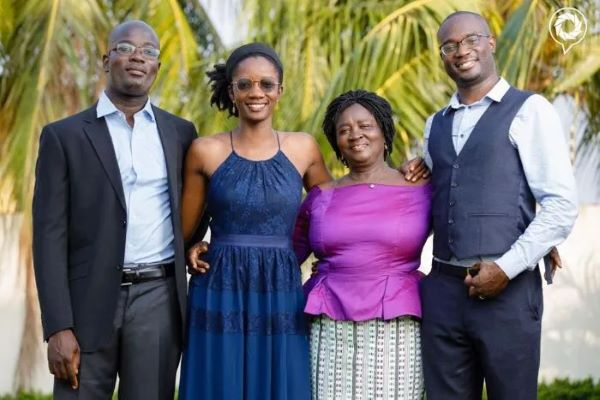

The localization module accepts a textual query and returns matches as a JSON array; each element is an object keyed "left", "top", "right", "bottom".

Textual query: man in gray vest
[{"left": 420, "top": 11, "right": 578, "bottom": 399}]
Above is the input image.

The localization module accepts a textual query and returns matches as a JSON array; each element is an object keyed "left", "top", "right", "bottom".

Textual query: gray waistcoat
[{"left": 429, "top": 86, "right": 535, "bottom": 260}]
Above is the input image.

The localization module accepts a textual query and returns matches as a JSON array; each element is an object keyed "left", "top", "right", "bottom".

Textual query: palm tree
[
  {"left": 0, "top": 0, "right": 221, "bottom": 391},
  {"left": 1, "top": 0, "right": 598, "bottom": 393},
  {"left": 233, "top": 0, "right": 599, "bottom": 169}
]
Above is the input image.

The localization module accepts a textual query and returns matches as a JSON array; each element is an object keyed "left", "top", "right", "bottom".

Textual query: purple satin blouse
[{"left": 293, "top": 183, "right": 432, "bottom": 321}]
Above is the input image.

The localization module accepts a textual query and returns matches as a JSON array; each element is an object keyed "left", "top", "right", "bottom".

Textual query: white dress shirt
[
  {"left": 97, "top": 92, "right": 175, "bottom": 265},
  {"left": 423, "top": 78, "right": 578, "bottom": 279}
]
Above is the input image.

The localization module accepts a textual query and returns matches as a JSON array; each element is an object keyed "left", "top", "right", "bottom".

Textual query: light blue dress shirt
[
  {"left": 97, "top": 92, "right": 175, "bottom": 265},
  {"left": 423, "top": 78, "right": 578, "bottom": 279}
]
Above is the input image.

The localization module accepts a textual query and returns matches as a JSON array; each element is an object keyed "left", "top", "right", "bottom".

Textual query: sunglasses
[
  {"left": 110, "top": 42, "right": 160, "bottom": 59},
  {"left": 231, "top": 78, "right": 281, "bottom": 93}
]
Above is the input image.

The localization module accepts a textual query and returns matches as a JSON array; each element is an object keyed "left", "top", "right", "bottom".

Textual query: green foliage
[
  {"left": 0, "top": 393, "right": 52, "bottom": 400},
  {"left": 0, "top": 0, "right": 223, "bottom": 213},
  {"left": 2, "top": 0, "right": 599, "bottom": 209},
  {"left": 4, "top": 379, "right": 600, "bottom": 399},
  {"left": 238, "top": 0, "right": 473, "bottom": 168},
  {"left": 538, "top": 378, "right": 600, "bottom": 400}
]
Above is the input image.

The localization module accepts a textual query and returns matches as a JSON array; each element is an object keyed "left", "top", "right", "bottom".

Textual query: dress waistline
[{"left": 211, "top": 234, "right": 292, "bottom": 249}]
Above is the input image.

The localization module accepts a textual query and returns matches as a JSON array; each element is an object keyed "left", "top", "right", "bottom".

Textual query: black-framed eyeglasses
[
  {"left": 110, "top": 42, "right": 160, "bottom": 59},
  {"left": 231, "top": 78, "right": 281, "bottom": 93},
  {"left": 440, "top": 34, "right": 490, "bottom": 57}
]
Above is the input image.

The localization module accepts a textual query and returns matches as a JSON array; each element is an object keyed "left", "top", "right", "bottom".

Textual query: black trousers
[
  {"left": 54, "top": 277, "right": 181, "bottom": 400},
  {"left": 420, "top": 262, "right": 543, "bottom": 400}
]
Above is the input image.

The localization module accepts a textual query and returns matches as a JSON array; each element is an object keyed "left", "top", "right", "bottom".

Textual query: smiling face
[
  {"left": 228, "top": 56, "right": 282, "bottom": 123},
  {"left": 437, "top": 14, "right": 497, "bottom": 89},
  {"left": 103, "top": 22, "right": 160, "bottom": 98},
  {"left": 336, "top": 103, "right": 386, "bottom": 168}
]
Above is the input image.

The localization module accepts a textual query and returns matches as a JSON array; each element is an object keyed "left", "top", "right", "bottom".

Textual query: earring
[
  {"left": 340, "top": 156, "right": 348, "bottom": 167},
  {"left": 384, "top": 144, "right": 389, "bottom": 160},
  {"left": 232, "top": 102, "right": 237, "bottom": 115}
]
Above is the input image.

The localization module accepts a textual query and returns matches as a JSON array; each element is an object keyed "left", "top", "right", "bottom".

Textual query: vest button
[
  {"left": 448, "top": 219, "right": 454, "bottom": 224},
  {"left": 116, "top": 264, "right": 123, "bottom": 271},
  {"left": 451, "top": 182, "right": 458, "bottom": 188},
  {"left": 452, "top": 163, "right": 459, "bottom": 169},
  {"left": 122, "top": 220, "right": 127, "bottom": 227},
  {"left": 448, "top": 238, "right": 454, "bottom": 244},
  {"left": 449, "top": 200, "right": 455, "bottom": 206}
]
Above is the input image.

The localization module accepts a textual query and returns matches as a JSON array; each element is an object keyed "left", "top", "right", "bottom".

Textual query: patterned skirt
[{"left": 310, "top": 315, "right": 423, "bottom": 400}]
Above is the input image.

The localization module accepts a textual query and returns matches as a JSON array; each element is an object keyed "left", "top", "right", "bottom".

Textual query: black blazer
[{"left": 32, "top": 104, "right": 205, "bottom": 351}]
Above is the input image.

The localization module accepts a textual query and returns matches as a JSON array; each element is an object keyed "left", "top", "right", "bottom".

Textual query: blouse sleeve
[{"left": 293, "top": 187, "right": 319, "bottom": 264}]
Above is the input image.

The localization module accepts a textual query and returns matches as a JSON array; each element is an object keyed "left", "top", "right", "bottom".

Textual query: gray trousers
[{"left": 54, "top": 277, "right": 181, "bottom": 400}]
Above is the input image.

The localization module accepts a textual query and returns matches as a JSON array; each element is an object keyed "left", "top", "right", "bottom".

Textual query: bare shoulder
[
  {"left": 189, "top": 132, "right": 228, "bottom": 153},
  {"left": 280, "top": 131, "right": 317, "bottom": 144},
  {"left": 279, "top": 131, "right": 320, "bottom": 153},
  {"left": 276, "top": 131, "right": 322, "bottom": 175},
  {"left": 187, "top": 132, "right": 232, "bottom": 175}
]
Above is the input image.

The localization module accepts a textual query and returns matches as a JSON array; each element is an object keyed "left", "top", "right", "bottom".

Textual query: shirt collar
[
  {"left": 96, "top": 91, "right": 155, "bottom": 122},
  {"left": 442, "top": 77, "right": 510, "bottom": 115}
]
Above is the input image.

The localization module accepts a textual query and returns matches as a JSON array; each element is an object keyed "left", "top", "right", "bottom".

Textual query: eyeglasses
[
  {"left": 440, "top": 34, "right": 490, "bottom": 57},
  {"left": 110, "top": 42, "right": 160, "bottom": 59},
  {"left": 231, "top": 78, "right": 281, "bottom": 93}
]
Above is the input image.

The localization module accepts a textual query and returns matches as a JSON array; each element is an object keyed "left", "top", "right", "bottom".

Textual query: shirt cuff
[{"left": 495, "top": 251, "right": 528, "bottom": 280}]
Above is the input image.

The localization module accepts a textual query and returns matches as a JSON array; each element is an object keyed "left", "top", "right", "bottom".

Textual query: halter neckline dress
[{"left": 179, "top": 132, "right": 311, "bottom": 400}]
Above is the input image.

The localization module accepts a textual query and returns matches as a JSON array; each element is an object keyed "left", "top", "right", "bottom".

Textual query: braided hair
[
  {"left": 206, "top": 43, "right": 284, "bottom": 117},
  {"left": 322, "top": 90, "right": 396, "bottom": 161}
]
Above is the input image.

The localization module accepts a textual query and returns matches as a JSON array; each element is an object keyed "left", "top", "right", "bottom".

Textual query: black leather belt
[
  {"left": 432, "top": 260, "right": 473, "bottom": 279},
  {"left": 121, "top": 263, "right": 174, "bottom": 286}
]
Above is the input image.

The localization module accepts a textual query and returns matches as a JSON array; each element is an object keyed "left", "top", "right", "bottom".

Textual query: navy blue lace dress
[{"left": 179, "top": 134, "right": 310, "bottom": 400}]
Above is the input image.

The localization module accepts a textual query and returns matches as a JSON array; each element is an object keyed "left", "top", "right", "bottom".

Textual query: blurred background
[{"left": 0, "top": 0, "right": 598, "bottom": 396}]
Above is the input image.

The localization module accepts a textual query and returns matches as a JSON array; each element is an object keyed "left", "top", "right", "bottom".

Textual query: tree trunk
[{"left": 9, "top": 212, "right": 44, "bottom": 392}]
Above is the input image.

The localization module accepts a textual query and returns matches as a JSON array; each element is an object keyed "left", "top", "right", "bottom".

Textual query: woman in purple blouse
[{"left": 293, "top": 90, "right": 431, "bottom": 399}]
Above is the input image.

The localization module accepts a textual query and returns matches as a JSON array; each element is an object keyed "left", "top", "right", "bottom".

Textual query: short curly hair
[{"left": 322, "top": 90, "right": 396, "bottom": 161}]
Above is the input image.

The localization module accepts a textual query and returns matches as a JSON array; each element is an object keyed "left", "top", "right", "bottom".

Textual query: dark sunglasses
[{"left": 231, "top": 78, "right": 281, "bottom": 93}]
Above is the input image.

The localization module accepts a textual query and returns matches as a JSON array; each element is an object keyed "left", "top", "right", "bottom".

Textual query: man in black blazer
[{"left": 33, "top": 20, "right": 204, "bottom": 399}]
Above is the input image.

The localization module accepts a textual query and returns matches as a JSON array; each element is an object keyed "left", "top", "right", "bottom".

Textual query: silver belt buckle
[{"left": 120, "top": 268, "right": 138, "bottom": 287}]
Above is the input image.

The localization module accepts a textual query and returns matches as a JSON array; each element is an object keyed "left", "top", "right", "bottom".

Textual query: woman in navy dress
[{"left": 178, "top": 43, "right": 331, "bottom": 399}]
